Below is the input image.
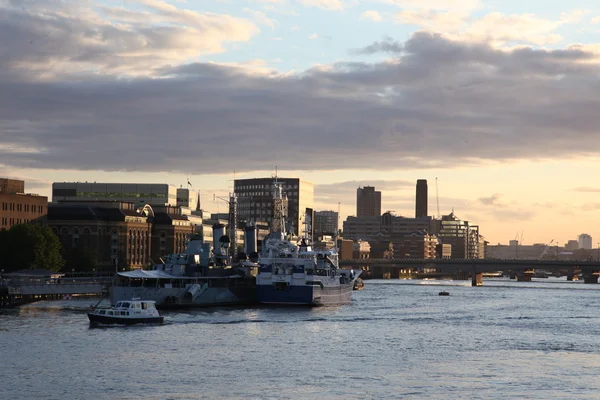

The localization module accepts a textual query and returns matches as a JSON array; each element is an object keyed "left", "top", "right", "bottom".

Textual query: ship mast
[
  {"left": 271, "top": 175, "right": 287, "bottom": 241},
  {"left": 227, "top": 192, "right": 237, "bottom": 258}
]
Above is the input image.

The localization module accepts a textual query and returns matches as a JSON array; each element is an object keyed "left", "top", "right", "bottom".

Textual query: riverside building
[
  {"left": 356, "top": 186, "right": 381, "bottom": 217},
  {"left": 431, "top": 212, "right": 480, "bottom": 259},
  {"left": 578, "top": 234, "right": 592, "bottom": 250},
  {"left": 0, "top": 178, "right": 47, "bottom": 229}
]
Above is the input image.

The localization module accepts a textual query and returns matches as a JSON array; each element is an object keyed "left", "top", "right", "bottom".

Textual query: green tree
[
  {"left": 64, "top": 246, "right": 98, "bottom": 272},
  {"left": 0, "top": 224, "right": 64, "bottom": 273},
  {"left": 40, "top": 226, "right": 65, "bottom": 272},
  {"left": 0, "top": 228, "right": 8, "bottom": 270}
]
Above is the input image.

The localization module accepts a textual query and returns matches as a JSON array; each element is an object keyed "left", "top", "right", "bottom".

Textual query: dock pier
[{"left": 0, "top": 276, "right": 110, "bottom": 308}]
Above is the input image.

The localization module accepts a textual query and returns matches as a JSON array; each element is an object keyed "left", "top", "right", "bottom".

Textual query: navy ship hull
[
  {"left": 256, "top": 282, "right": 354, "bottom": 306},
  {"left": 110, "top": 276, "right": 256, "bottom": 309}
]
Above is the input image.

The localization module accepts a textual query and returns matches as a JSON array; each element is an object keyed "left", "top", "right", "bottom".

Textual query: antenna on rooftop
[
  {"left": 335, "top": 201, "right": 341, "bottom": 253},
  {"left": 435, "top": 177, "right": 440, "bottom": 218}
]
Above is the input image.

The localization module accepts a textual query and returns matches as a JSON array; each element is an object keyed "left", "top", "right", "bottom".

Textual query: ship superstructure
[
  {"left": 255, "top": 178, "right": 361, "bottom": 306},
  {"left": 110, "top": 223, "right": 257, "bottom": 308}
]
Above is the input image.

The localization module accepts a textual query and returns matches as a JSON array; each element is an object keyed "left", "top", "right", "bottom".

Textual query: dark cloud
[
  {"left": 315, "top": 180, "right": 415, "bottom": 212},
  {"left": 483, "top": 209, "right": 536, "bottom": 221},
  {"left": 350, "top": 36, "right": 403, "bottom": 54},
  {"left": 316, "top": 179, "right": 413, "bottom": 193},
  {"left": 571, "top": 187, "right": 600, "bottom": 193},
  {"left": 478, "top": 193, "right": 502, "bottom": 206},
  {"left": 581, "top": 203, "right": 600, "bottom": 211},
  {"left": 2, "top": 3, "right": 600, "bottom": 176}
]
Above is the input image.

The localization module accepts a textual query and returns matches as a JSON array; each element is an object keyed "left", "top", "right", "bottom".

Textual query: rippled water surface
[{"left": 2, "top": 278, "right": 600, "bottom": 399}]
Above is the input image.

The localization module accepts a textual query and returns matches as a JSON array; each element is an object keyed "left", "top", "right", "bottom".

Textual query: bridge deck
[{"left": 339, "top": 258, "right": 600, "bottom": 272}]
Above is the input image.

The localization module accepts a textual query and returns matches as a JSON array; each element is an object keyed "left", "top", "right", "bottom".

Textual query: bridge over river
[{"left": 339, "top": 258, "right": 600, "bottom": 286}]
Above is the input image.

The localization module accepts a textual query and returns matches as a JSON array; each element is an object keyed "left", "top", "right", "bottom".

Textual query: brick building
[
  {"left": 337, "top": 238, "right": 354, "bottom": 260},
  {"left": 47, "top": 201, "right": 153, "bottom": 270},
  {"left": 393, "top": 231, "right": 439, "bottom": 259},
  {"left": 0, "top": 178, "right": 47, "bottom": 230}
]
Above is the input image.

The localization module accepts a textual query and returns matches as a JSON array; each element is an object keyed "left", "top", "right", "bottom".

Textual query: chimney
[{"left": 415, "top": 179, "right": 428, "bottom": 218}]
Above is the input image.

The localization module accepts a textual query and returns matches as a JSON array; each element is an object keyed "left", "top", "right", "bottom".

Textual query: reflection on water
[{"left": 2, "top": 279, "right": 600, "bottom": 399}]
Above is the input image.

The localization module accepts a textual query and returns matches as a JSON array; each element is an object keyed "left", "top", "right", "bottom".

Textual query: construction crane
[
  {"left": 539, "top": 239, "right": 554, "bottom": 260},
  {"left": 435, "top": 177, "right": 440, "bottom": 218},
  {"left": 514, "top": 230, "right": 524, "bottom": 257},
  {"left": 520, "top": 230, "right": 524, "bottom": 245}
]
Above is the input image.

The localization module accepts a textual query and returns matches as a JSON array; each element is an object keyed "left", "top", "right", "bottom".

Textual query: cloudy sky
[{"left": 2, "top": 0, "right": 600, "bottom": 246}]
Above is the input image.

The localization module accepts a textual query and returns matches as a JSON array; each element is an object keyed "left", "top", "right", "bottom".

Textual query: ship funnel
[
  {"left": 244, "top": 225, "right": 257, "bottom": 255},
  {"left": 249, "top": 251, "right": 259, "bottom": 263},
  {"left": 212, "top": 223, "right": 226, "bottom": 256},
  {"left": 219, "top": 235, "right": 231, "bottom": 248}
]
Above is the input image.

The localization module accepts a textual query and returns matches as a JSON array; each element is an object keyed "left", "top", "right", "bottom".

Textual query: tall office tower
[
  {"left": 356, "top": 186, "right": 381, "bottom": 217},
  {"left": 415, "top": 179, "right": 428, "bottom": 218},
  {"left": 578, "top": 233, "right": 592, "bottom": 250}
]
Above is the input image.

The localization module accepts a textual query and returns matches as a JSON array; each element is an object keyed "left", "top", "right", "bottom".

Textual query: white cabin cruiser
[{"left": 88, "top": 299, "right": 164, "bottom": 325}]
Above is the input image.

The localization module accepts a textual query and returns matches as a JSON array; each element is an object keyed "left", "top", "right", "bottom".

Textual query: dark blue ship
[{"left": 255, "top": 179, "right": 361, "bottom": 306}]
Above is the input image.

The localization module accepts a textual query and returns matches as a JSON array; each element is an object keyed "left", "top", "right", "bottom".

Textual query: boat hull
[
  {"left": 87, "top": 313, "right": 164, "bottom": 325},
  {"left": 256, "top": 283, "right": 354, "bottom": 306},
  {"left": 110, "top": 285, "right": 256, "bottom": 309}
]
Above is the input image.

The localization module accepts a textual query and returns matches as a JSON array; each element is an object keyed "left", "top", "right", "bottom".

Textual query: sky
[{"left": 2, "top": 0, "right": 600, "bottom": 246}]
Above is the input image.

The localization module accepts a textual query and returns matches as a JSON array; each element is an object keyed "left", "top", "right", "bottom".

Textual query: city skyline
[{"left": 2, "top": 1, "right": 600, "bottom": 245}]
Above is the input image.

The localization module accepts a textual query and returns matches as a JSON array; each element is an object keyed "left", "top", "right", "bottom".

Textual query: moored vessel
[
  {"left": 88, "top": 299, "right": 163, "bottom": 325},
  {"left": 255, "top": 178, "right": 361, "bottom": 306},
  {"left": 110, "top": 223, "right": 258, "bottom": 309}
]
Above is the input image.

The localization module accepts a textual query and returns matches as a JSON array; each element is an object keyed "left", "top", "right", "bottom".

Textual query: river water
[{"left": 2, "top": 278, "right": 600, "bottom": 399}]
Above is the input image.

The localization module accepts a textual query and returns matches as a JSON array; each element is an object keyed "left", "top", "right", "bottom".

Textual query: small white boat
[{"left": 88, "top": 299, "right": 164, "bottom": 325}]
